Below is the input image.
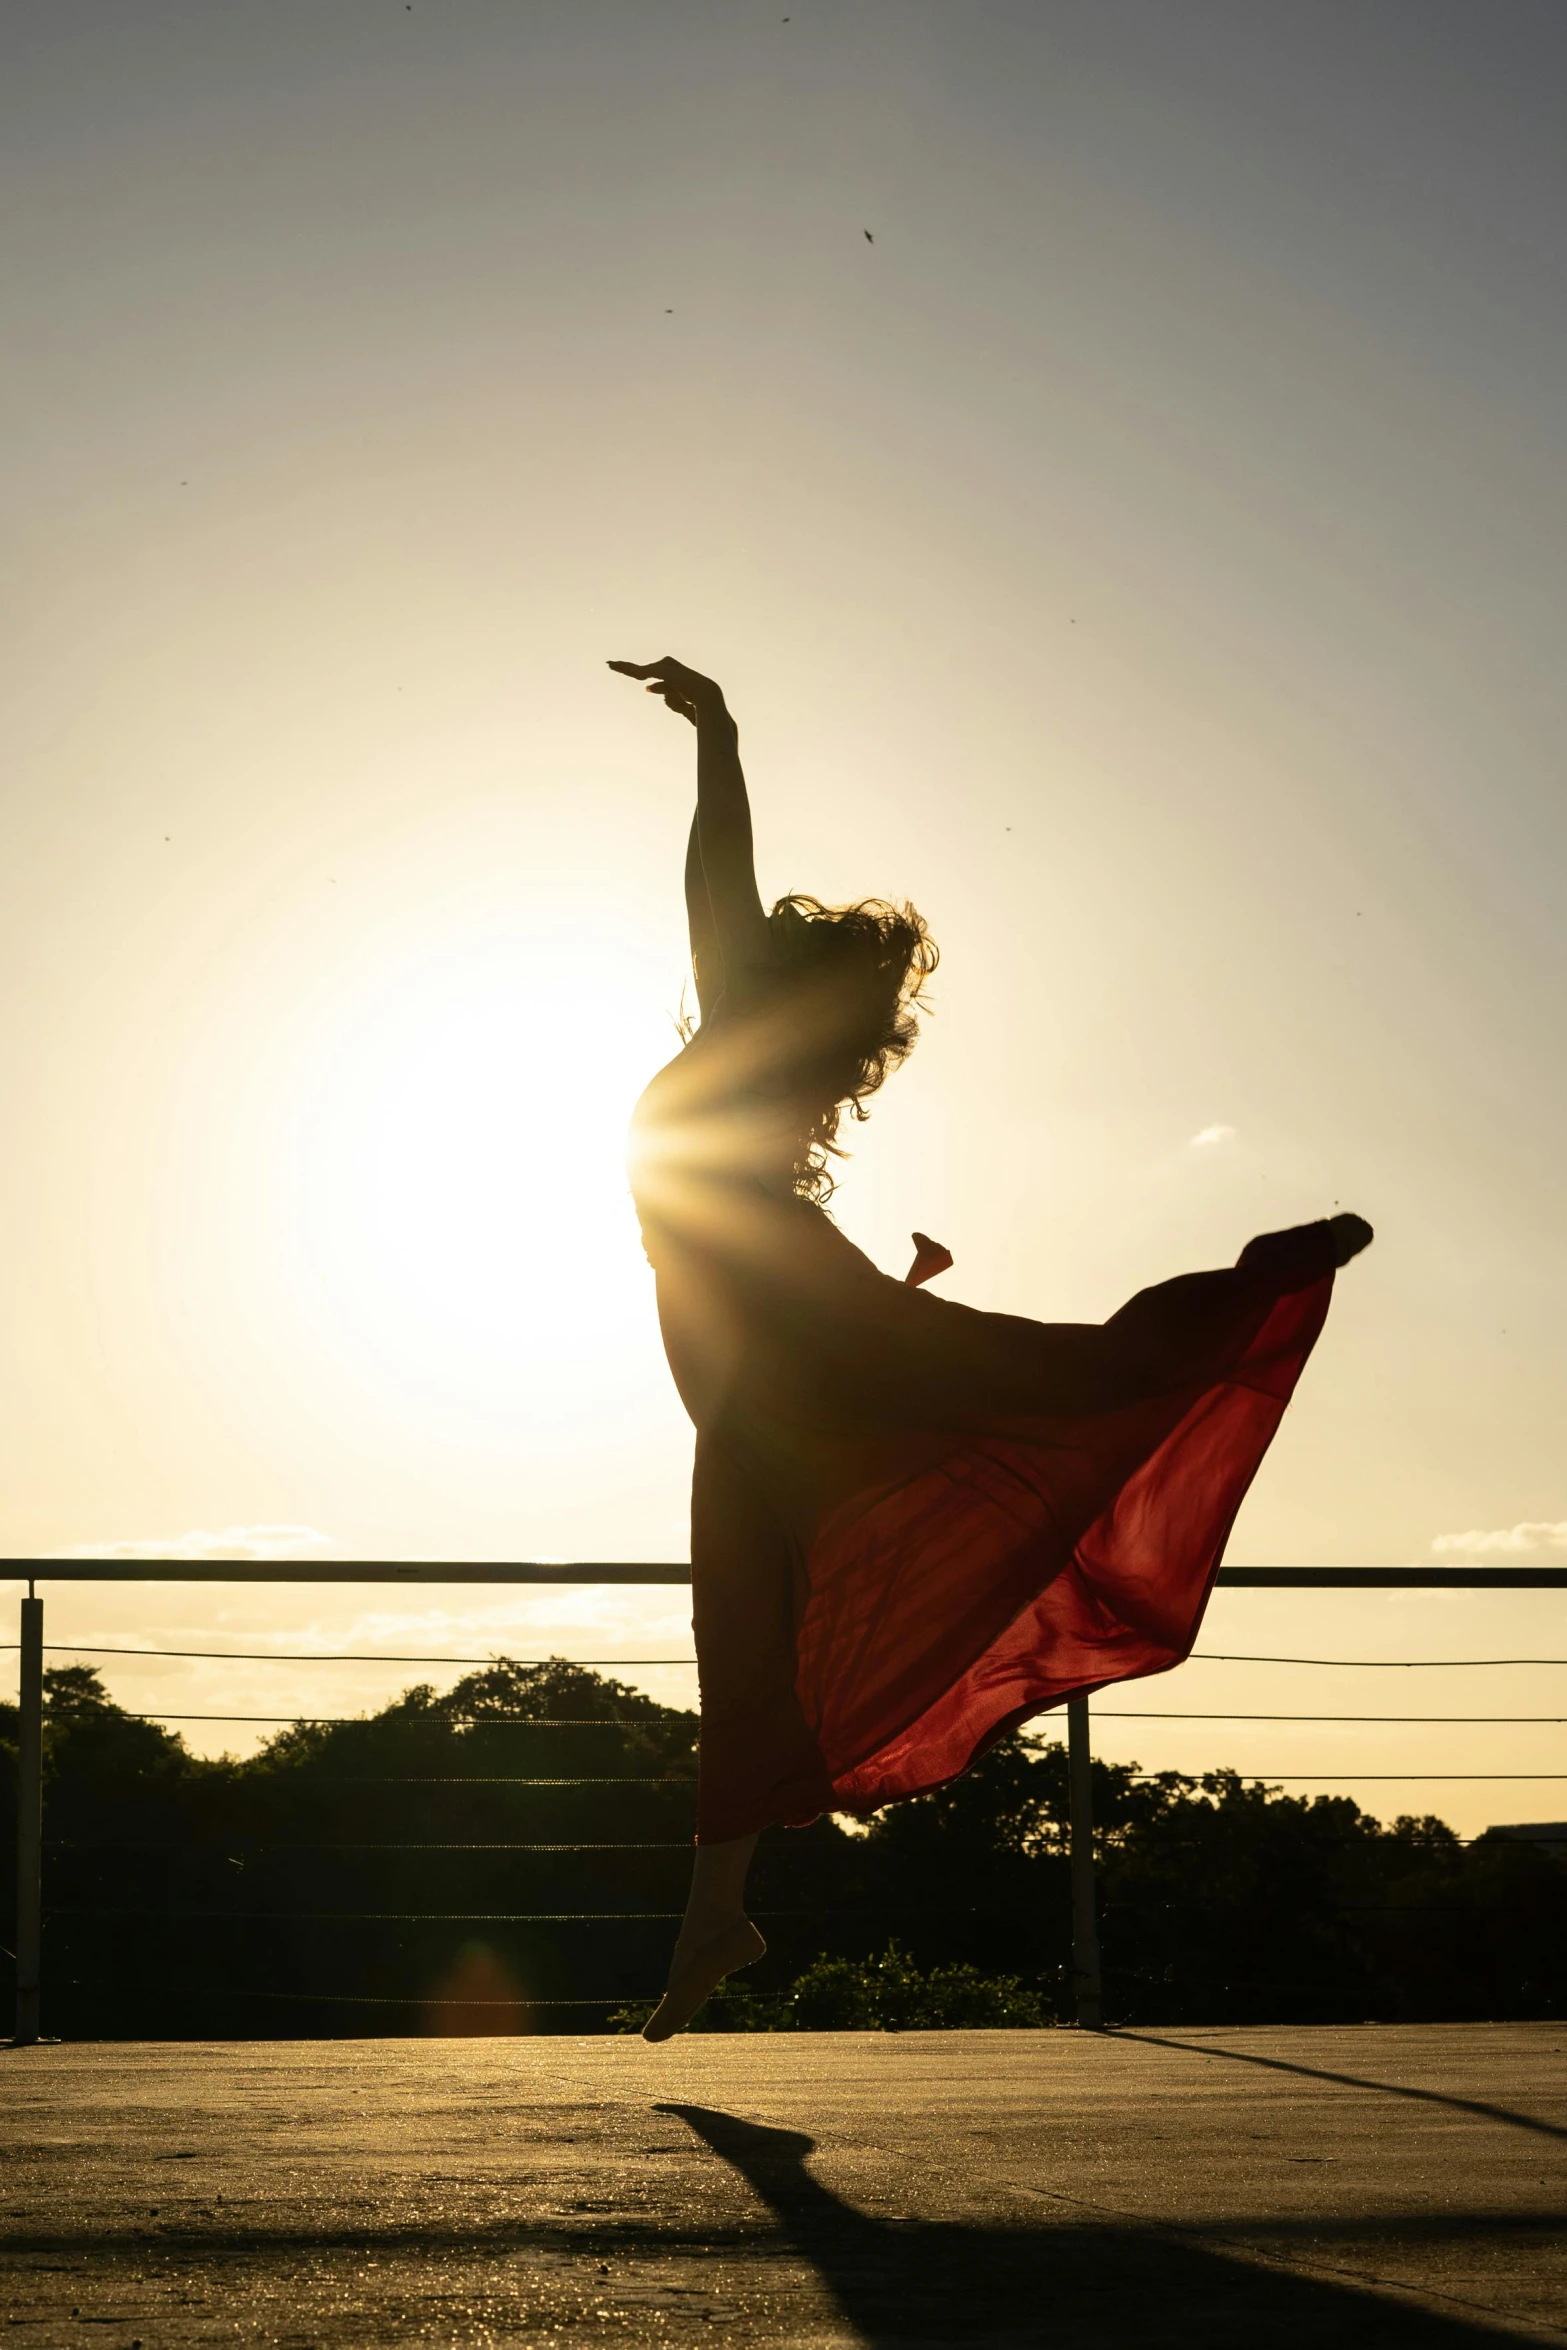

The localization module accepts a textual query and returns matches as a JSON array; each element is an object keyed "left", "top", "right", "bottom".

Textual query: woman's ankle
[{"left": 670, "top": 1904, "right": 746, "bottom": 1969}]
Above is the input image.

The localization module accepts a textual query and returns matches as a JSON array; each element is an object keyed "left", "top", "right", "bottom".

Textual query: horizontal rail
[
  {"left": 6, "top": 1560, "right": 1566, "bottom": 1586},
  {"left": 1216, "top": 1568, "right": 1567, "bottom": 1588},
  {"left": 5, "top": 1561, "right": 695, "bottom": 1584}
]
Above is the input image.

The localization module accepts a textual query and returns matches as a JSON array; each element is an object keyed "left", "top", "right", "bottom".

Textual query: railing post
[
  {"left": 13, "top": 1586, "right": 43, "bottom": 2045},
  {"left": 1067, "top": 1693, "right": 1102, "bottom": 2029}
]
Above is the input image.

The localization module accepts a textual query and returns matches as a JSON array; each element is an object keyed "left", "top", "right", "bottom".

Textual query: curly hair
[{"left": 762, "top": 893, "right": 938, "bottom": 1204}]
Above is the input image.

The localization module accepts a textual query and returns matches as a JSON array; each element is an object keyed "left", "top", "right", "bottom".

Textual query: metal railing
[{"left": 7, "top": 1560, "right": 1566, "bottom": 2043}]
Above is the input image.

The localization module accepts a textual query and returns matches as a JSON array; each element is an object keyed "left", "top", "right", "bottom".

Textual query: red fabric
[
  {"left": 808, "top": 1277, "right": 1330, "bottom": 1815},
  {"left": 680, "top": 1223, "right": 1335, "bottom": 1843},
  {"left": 629, "top": 1026, "right": 1339, "bottom": 1845}
]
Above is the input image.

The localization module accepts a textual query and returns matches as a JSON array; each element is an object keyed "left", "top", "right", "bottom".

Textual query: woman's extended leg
[{"left": 642, "top": 1833, "right": 763, "bottom": 2043}]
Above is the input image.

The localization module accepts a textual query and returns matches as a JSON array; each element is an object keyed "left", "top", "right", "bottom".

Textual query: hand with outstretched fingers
[{"left": 608, "top": 655, "right": 727, "bottom": 727}]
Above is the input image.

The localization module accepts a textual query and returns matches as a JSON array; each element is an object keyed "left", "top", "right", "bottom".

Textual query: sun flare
[{"left": 268, "top": 922, "right": 674, "bottom": 1423}]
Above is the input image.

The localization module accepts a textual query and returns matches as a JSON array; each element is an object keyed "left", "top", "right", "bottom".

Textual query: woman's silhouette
[{"left": 611, "top": 654, "right": 1372, "bottom": 2040}]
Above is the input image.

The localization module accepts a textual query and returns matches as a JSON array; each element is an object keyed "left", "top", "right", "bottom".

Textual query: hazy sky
[{"left": 3, "top": 2, "right": 1563, "bottom": 1829}]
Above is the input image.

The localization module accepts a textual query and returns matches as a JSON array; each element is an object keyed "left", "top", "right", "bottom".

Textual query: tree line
[{"left": 2, "top": 1658, "right": 1561, "bottom": 2036}]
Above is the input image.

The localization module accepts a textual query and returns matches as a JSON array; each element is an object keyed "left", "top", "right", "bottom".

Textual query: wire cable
[
  {"left": 47, "top": 1839, "right": 695, "bottom": 1852},
  {"left": 8, "top": 1640, "right": 1563, "bottom": 1666},
  {"left": 1129, "top": 1770, "right": 1567, "bottom": 1782},
  {"left": 5, "top": 1642, "right": 697, "bottom": 1665},
  {"left": 1093, "top": 1712, "right": 1565, "bottom": 1724},
  {"left": 52, "top": 1907, "right": 688, "bottom": 1922},
  {"left": 76, "top": 1705, "right": 1567, "bottom": 1725},
  {"left": 234, "top": 1990, "right": 663, "bottom": 2006},
  {"left": 329, "top": 1775, "right": 696, "bottom": 1786},
  {"left": 101, "top": 1712, "right": 688, "bottom": 1726},
  {"left": 1192, "top": 1654, "right": 1567, "bottom": 1668}
]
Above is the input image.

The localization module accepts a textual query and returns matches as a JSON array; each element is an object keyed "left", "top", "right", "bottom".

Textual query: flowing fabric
[{"left": 630, "top": 1016, "right": 1337, "bottom": 1844}]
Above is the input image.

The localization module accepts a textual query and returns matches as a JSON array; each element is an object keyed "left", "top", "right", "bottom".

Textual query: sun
[{"left": 274, "top": 916, "right": 675, "bottom": 1426}]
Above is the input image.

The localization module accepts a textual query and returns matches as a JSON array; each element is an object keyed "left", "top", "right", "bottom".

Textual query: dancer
[{"left": 611, "top": 655, "right": 1372, "bottom": 2041}]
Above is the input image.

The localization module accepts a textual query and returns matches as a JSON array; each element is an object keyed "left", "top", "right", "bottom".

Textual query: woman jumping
[{"left": 611, "top": 654, "right": 1372, "bottom": 2042}]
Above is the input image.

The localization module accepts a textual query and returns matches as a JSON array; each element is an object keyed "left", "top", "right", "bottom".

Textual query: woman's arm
[
  {"left": 684, "top": 808, "right": 722, "bottom": 1021},
  {"left": 610, "top": 656, "right": 773, "bottom": 993}
]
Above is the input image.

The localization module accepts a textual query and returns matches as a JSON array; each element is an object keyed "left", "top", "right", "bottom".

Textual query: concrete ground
[{"left": 1, "top": 2025, "right": 1563, "bottom": 2347}]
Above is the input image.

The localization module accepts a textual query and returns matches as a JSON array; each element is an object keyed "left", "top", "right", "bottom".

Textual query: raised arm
[
  {"left": 684, "top": 809, "right": 721, "bottom": 1021},
  {"left": 610, "top": 656, "right": 772, "bottom": 1004}
]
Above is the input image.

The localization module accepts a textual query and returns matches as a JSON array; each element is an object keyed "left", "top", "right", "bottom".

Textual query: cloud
[
  {"left": 1431, "top": 1521, "right": 1567, "bottom": 1557},
  {"left": 1189, "top": 1124, "right": 1238, "bottom": 1148},
  {"left": 51, "top": 1524, "right": 337, "bottom": 1562}
]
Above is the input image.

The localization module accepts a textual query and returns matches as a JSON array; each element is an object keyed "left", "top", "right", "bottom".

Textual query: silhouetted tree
[{"left": 2, "top": 1669, "right": 1561, "bottom": 2035}]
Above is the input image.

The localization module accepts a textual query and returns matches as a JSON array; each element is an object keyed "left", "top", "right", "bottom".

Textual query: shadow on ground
[
  {"left": 1113, "top": 2031, "right": 1567, "bottom": 2143},
  {"left": 658, "top": 2101, "right": 1536, "bottom": 2346}
]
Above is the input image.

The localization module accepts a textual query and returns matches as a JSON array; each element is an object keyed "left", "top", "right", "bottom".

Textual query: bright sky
[{"left": 2, "top": 2, "right": 1563, "bottom": 1834}]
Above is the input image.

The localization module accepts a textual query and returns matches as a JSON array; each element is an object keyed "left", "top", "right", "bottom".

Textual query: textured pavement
[{"left": 2, "top": 2024, "right": 1563, "bottom": 2346}]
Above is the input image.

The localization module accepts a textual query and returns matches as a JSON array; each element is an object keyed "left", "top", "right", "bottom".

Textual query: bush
[
  {"left": 787, "top": 1942, "right": 1056, "bottom": 2028},
  {"left": 687, "top": 1942, "right": 1056, "bottom": 2031},
  {"left": 613, "top": 1943, "right": 1055, "bottom": 2033}
]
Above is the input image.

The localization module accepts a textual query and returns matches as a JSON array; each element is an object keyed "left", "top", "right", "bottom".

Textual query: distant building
[{"left": 1487, "top": 1821, "right": 1567, "bottom": 1871}]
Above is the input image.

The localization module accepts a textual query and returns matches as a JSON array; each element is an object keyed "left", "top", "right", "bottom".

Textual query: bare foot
[
  {"left": 905, "top": 1232, "right": 953, "bottom": 1288},
  {"left": 1327, "top": 1212, "right": 1374, "bottom": 1267},
  {"left": 641, "top": 1920, "right": 767, "bottom": 2044}
]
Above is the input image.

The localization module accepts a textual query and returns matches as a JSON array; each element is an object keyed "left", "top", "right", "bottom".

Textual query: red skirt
[{"left": 674, "top": 1215, "right": 1338, "bottom": 1843}]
